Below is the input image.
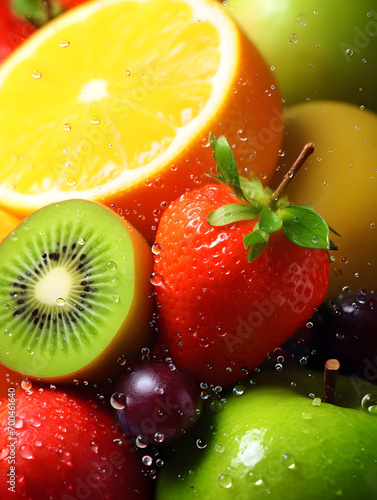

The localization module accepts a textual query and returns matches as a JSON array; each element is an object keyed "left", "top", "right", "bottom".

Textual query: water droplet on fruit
[
  {"left": 112, "top": 294, "right": 120, "bottom": 303},
  {"left": 29, "top": 417, "right": 41, "bottom": 427},
  {"left": 106, "top": 260, "right": 117, "bottom": 271},
  {"left": 233, "top": 384, "right": 245, "bottom": 395},
  {"left": 142, "top": 455, "right": 153, "bottom": 466},
  {"left": 370, "top": 223, "right": 375, "bottom": 229},
  {"left": 56, "top": 297, "right": 65, "bottom": 306},
  {"left": 156, "top": 458, "right": 164, "bottom": 467},
  {"left": 90, "top": 116, "right": 101, "bottom": 125},
  {"left": 289, "top": 33, "right": 299, "bottom": 43},
  {"left": 215, "top": 443, "right": 225, "bottom": 453},
  {"left": 196, "top": 439, "right": 207, "bottom": 449},
  {"left": 280, "top": 452, "right": 296, "bottom": 469},
  {"left": 275, "top": 363, "right": 283, "bottom": 371},
  {"left": 31, "top": 70, "right": 42, "bottom": 79},
  {"left": 90, "top": 440, "right": 99, "bottom": 453},
  {"left": 361, "top": 393, "right": 377, "bottom": 411},
  {"left": 151, "top": 243, "right": 161, "bottom": 255},
  {"left": 299, "top": 357, "right": 308, "bottom": 365},
  {"left": 154, "top": 432, "right": 165, "bottom": 443},
  {"left": 66, "top": 177, "right": 76, "bottom": 186},
  {"left": 136, "top": 435, "right": 148, "bottom": 448},
  {"left": 0, "top": 447, "right": 10, "bottom": 460},
  {"left": 64, "top": 123, "right": 71, "bottom": 132},
  {"left": 20, "top": 445, "right": 34, "bottom": 460},
  {"left": 345, "top": 48, "right": 353, "bottom": 56},
  {"left": 117, "top": 354, "right": 127, "bottom": 366},
  {"left": 59, "top": 40, "right": 70, "bottom": 48},
  {"left": 150, "top": 272, "right": 164, "bottom": 286},
  {"left": 237, "top": 129, "right": 247, "bottom": 141},
  {"left": 110, "top": 392, "right": 127, "bottom": 410},
  {"left": 14, "top": 417, "right": 23, "bottom": 428},
  {"left": 342, "top": 286, "right": 352, "bottom": 294},
  {"left": 218, "top": 473, "right": 232, "bottom": 488},
  {"left": 78, "top": 238, "right": 85, "bottom": 245},
  {"left": 21, "top": 379, "right": 32, "bottom": 391},
  {"left": 57, "top": 449, "right": 72, "bottom": 464},
  {"left": 153, "top": 178, "right": 164, "bottom": 189},
  {"left": 312, "top": 397, "right": 321, "bottom": 407}
]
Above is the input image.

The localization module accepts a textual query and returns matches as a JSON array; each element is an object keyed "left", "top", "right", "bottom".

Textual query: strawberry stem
[{"left": 269, "top": 142, "right": 315, "bottom": 210}]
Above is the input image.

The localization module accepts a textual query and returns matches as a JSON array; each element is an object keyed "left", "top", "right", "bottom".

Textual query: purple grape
[
  {"left": 112, "top": 359, "right": 202, "bottom": 446},
  {"left": 283, "top": 290, "right": 377, "bottom": 382}
]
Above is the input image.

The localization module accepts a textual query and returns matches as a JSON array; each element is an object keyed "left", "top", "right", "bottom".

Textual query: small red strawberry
[
  {"left": 153, "top": 136, "right": 334, "bottom": 388},
  {"left": 0, "top": 384, "right": 153, "bottom": 500},
  {"left": 0, "top": 4, "right": 35, "bottom": 64}
]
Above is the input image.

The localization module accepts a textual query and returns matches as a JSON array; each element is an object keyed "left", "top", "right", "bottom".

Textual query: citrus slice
[{"left": 0, "top": 0, "right": 282, "bottom": 242}]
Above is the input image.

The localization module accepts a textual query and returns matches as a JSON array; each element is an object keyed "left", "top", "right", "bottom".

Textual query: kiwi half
[{"left": 0, "top": 200, "right": 154, "bottom": 383}]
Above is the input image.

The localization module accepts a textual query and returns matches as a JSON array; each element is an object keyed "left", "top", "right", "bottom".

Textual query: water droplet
[
  {"left": 20, "top": 445, "right": 34, "bottom": 460},
  {"left": 66, "top": 178, "right": 76, "bottom": 187},
  {"left": 64, "top": 123, "right": 71, "bottom": 132},
  {"left": 289, "top": 33, "right": 299, "bottom": 43},
  {"left": 215, "top": 443, "right": 224, "bottom": 453},
  {"left": 106, "top": 261, "right": 117, "bottom": 271},
  {"left": 196, "top": 439, "right": 207, "bottom": 449},
  {"left": 345, "top": 48, "right": 353, "bottom": 56},
  {"left": 237, "top": 129, "right": 247, "bottom": 141},
  {"left": 154, "top": 432, "right": 165, "bottom": 443},
  {"left": 156, "top": 458, "right": 164, "bottom": 467},
  {"left": 233, "top": 384, "right": 245, "bottom": 395},
  {"left": 112, "top": 294, "right": 120, "bottom": 303},
  {"left": 26, "top": 347, "right": 34, "bottom": 355},
  {"left": 56, "top": 297, "right": 65, "bottom": 306},
  {"left": 31, "top": 70, "right": 42, "bottom": 79},
  {"left": 59, "top": 40, "right": 70, "bottom": 48},
  {"left": 280, "top": 452, "right": 296, "bottom": 469},
  {"left": 21, "top": 379, "right": 32, "bottom": 391},
  {"left": 29, "top": 417, "right": 41, "bottom": 427},
  {"left": 275, "top": 363, "right": 283, "bottom": 371},
  {"left": 117, "top": 354, "right": 127, "bottom": 366},
  {"left": 151, "top": 243, "right": 161, "bottom": 255},
  {"left": 0, "top": 447, "right": 10, "bottom": 460},
  {"left": 142, "top": 455, "right": 153, "bottom": 466},
  {"left": 14, "top": 417, "right": 23, "bottom": 428},
  {"left": 150, "top": 272, "right": 164, "bottom": 286},
  {"left": 218, "top": 473, "right": 232, "bottom": 488},
  {"left": 136, "top": 435, "right": 148, "bottom": 448},
  {"left": 342, "top": 286, "right": 352, "bottom": 294},
  {"left": 361, "top": 393, "right": 377, "bottom": 411},
  {"left": 312, "top": 397, "right": 321, "bottom": 407},
  {"left": 90, "top": 116, "right": 100, "bottom": 125},
  {"left": 153, "top": 178, "right": 164, "bottom": 189},
  {"left": 370, "top": 223, "right": 375, "bottom": 229},
  {"left": 110, "top": 392, "right": 127, "bottom": 410},
  {"left": 58, "top": 449, "right": 72, "bottom": 463},
  {"left": 90, "top": 440, "right": 99, "bottom": 453}
]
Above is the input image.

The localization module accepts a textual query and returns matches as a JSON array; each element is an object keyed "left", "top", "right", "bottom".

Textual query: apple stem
[
  {"left": 269, "top": 142, "right": 315, "bottom": 210},
  {"left": 322, "top": 359, "right": 340, "bottom": 404}
]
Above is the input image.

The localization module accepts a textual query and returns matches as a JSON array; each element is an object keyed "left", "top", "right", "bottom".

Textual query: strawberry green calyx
[
  {"left": 207, "top": 134, "right": 338, "bottom": 262},
  {"left": 11, "top": 0, "right": 62, "bottom": 26}
]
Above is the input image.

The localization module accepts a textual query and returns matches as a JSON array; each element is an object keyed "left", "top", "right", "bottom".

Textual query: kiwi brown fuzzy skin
[{"left": 0, "top": 200, "right": 155, "bottom": 384}]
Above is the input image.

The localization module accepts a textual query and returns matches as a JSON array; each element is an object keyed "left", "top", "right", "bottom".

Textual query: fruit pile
[{"left": 0, "top": 0, "right": 376, "bottom": 499}]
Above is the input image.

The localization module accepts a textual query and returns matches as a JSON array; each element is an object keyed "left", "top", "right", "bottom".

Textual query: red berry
[
  {"left": 153, "top": 183, "right": 329, "bottom": 388},
  {"left": 0, "top": 8, "right": 35, "bottom": 64},
  {"left": 0, "top": 385, "right": 153, "bottom": 500},
  {"left": 113, "top": 359, "right": 202, "bottom": 445}
]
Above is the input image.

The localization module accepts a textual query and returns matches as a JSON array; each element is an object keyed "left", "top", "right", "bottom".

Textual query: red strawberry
[
  {"left": 0, "top": 7, "right": 35, "bottom": 64},
  {"left": 153, "top": 136, "right": 332, "bottom": 388},
  {"left": 0, "top": 384, "right": 153, "bottom": 500},
  {"left": 59, "top": 0, "right": 89, "bottom": 8}
]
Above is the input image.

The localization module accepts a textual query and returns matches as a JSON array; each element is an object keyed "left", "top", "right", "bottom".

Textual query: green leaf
[
  {"left": 243, "top": 229, "right": 269, "bottom": 262},
  {"left": 207, "top": 203, "right": 261, "bottom": 226},
  {"left": 214, "top": 136, "right": 240, "bottom": 189},
  {"left": 239, "top": 176, "right": 271, "bottom": 204},
  {"left": 209, "top": 132, "right": 217, "bottom": 152},
  {"left": 279, "top": 206, "right": 330, "bottom": 249},
  {"left": 258, "top": 207, "right": 283, "bottom": 234}
]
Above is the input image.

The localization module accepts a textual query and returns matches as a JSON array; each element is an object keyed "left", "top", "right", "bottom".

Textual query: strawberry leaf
[
  {"left": 258, "top": 207, "right": 283, "bottom": 234},
  {"left": 279, "top": 206, "right": 330, "bottom": 249},
  {"left": 244, "top": 229, "right": 269, "bottom": 262},
  {"left": 207, "top": 203, "right": 261, "bottom": 226}
]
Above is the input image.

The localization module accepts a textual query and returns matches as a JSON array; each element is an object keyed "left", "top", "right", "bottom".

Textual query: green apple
[
  {"left": 224, "top": 0, "right": 377, "bottom": 112},
  {"left": 274, "top": 100, "right": 377, "bottom": 299},
  {"left": 156, "top": 368, "right": 377, "bottom": 499}
]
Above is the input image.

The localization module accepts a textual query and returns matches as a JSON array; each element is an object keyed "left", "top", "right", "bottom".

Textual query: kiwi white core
[{"left": 33, "top": 266, "right": 73, "bottom": 306}]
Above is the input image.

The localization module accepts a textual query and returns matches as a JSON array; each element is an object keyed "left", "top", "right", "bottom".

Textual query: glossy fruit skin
[
  {"left": 297, "top": 290, "right": 377, "bottom": 382},
  {"left": 225, "top": 0, "right": 377, "bottom": 112},
  {"left": 113, "top": 359, "right": 202, "bottom": 445},
  {"left": 276, "top": 101, "right": 377, "bottom": 299},
  {"left": 156, "top": 369, "right": 377, "bottom": 499},
  {"left": 0, "top": 385, "right": 153, "bottom": 500},
  {"left": 0, "top": 5, "right": 35, "bottom": 64},
  {"left": 153, "top": 184, "right": 329, "bottom": 388},
  {"left": 59, "top": 0, "right": 89, "bottom": 8}
]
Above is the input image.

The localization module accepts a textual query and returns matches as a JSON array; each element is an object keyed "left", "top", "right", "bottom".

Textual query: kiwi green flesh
[{"left": 0, "top": 200, "right": 136, "bottom": 379}]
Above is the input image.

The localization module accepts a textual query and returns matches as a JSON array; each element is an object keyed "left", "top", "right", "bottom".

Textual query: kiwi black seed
[{"left": 0, "top": 200, "right": 154, "bottom": 382}]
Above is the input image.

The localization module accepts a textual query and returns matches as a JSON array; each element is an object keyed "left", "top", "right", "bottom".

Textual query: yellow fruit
[
  {"left": 277, "top": 101, "right": 377, "bottom": 298},
  {"left": 0, "top": 0, "right": 283, "bottom": 242},
  {"left": 0, "top": 207, "right": 20, "bottom": 242}
]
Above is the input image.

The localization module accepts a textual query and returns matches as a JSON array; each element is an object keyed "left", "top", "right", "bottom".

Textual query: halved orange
[{"left": 0, "top": 0, "right": 282, "bottom": 242}]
